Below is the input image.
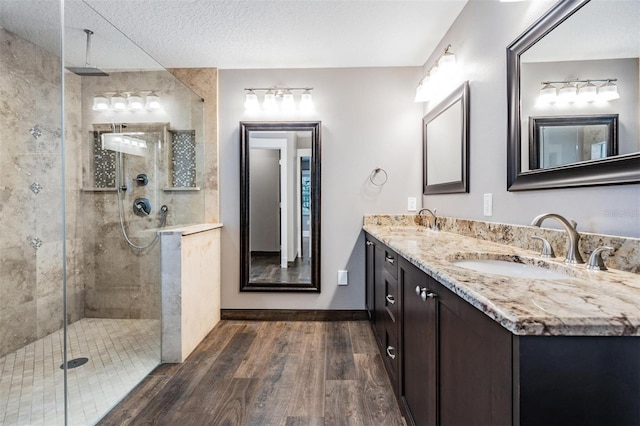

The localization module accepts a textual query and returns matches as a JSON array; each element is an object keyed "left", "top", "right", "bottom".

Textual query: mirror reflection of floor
[{"left": 250, "top": 254, "right": 311, "bottom": 284}]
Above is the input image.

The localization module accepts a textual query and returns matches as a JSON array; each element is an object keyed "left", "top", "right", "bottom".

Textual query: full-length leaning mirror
[
  {"left": 240, "top": 121, "right": 321, "bottom": 292},
  {"left": 507, "top": 0, "right": 640, "bottom": 191}
]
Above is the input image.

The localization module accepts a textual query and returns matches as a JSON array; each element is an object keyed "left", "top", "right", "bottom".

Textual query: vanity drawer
[
  {"left": 383, "top": 248, "right": 398, "bottom": 279},
  {"left": 383, "top": 269, "right": 398, "bottom": 324},
  {"left": 383, "top": 326, "right": 399, "bottom": 390}
]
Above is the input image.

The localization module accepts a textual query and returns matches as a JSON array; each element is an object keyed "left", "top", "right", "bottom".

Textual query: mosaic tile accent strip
[
  {"left": 92, "top": 131, "right": 116, "bottom": 188},
  {"left": 29, "top": 182, "right": 43, "bottom": 194},
  {"left": 29, "top": 237, "right": 42, "bottom": 250},
  {"left": 170, "top": 130, "right": 197, "bottom": 187},
  {"left": 29, "top": 126, "right": 42, "bottom": 139},
  {"left": 0, "top": 318, "right": 160, "bottom": 426}
]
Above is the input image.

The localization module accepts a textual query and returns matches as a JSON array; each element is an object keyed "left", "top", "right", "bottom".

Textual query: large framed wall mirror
[
  {"left": 507, "top": 0, "right": 640, "bottom": 191},
  {"left": 423, "top": 80, "right": 470, "bottom": 194},
  {"left": 240, "top": 121, "right": 321, "bottom": 292}
]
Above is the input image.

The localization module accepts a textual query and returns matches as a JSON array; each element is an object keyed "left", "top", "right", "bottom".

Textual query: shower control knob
[{"left": 135, "top": 173, "right": 148, "bottom": 186}]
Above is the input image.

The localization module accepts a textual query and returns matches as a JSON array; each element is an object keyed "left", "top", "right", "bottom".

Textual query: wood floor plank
[
  {"left": 354, "top": 353, "right": 405, "bottom": 426},
  {"left": 286, "top": 322, "right": 326, "bottom": 418},
  {"left": 246, "top": 353, "right": 300, "bottom": 425},
  {"left": 325, "top": 380, "right": 368, "bottom": 426},
  {"left": 348, "top": 321, "right": 379, "bottom": 354},
  {"left": 325, "top": 322, "right": 356, "bottom": 380},
  {"left": 98, "top": 376, "right": 170, "bottom": 426},
  {"left": 235, "top": 321, "right": 283, "bottom": 378},
  {"left": 285, "top": 416, "right": 325, "bottom": 426},
  {"left": 207, "top": 378, "right": 259, "bottom": 426}
]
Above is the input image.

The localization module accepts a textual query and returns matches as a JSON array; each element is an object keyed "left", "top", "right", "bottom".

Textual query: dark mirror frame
[
  {"left": 423, "top": 80, "right": 470, "bottom": 195},
  {"left": 529, "top": 114, "right": 618, "bottom": 170},
  {"left": 240, "top": 121, "right": 321, "bottom": 292},
  {"left": 506, "top": 0, "right": 640, "bottom": 191}
]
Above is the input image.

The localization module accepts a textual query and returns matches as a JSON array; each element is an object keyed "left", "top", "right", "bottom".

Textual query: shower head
[{"left": 66, "top": 29, "right": 109, "bottom": 77}]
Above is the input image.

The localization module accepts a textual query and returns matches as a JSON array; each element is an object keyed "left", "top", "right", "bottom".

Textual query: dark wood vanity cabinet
[
  {"left": 364, "top": 233, "right": 639, "bottom": 426},
  {"left": 366, "top": 235, "right": 401, "bottom": 393},
  {"left": 399, "top": 257, "right": 511, "bottom": 426}
]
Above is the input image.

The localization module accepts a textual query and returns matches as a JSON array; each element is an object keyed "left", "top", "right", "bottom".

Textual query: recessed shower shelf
[
  {"left": 82, "top": 187, "right": 117, "bottom": 192},
  {"left": 163, "top": 187, "right": 201, "bottom": 192}
]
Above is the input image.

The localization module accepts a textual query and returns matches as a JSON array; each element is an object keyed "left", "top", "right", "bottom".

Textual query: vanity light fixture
[
  {"left": 92, "top": 91, "right": 163, "bottom": 113},
  {"left": 414, "top": 44, "right": 457, "bottom": 103},
  {"left": 243, "top": 87, "right": 314, "bottom": 113},
  {"left": 538, "top": 78, "right": 619, "bottom": 103}
]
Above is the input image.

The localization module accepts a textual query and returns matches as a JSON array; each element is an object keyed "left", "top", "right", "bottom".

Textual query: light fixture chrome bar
[
  {"left": 244, "top": 87, "right": 313, "bottom": 91},
  {"left": 541, "top": 78, "right": 617, "bottom": 85}
]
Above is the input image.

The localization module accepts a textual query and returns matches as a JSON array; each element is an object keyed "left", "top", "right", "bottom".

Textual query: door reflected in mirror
[{"left": 240, "top": 122, "right": 321, "bottom": 292}]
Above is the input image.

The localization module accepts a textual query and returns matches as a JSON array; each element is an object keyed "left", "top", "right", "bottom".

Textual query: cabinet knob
[
  {"left": 420, "top": 289, "right": 437, "bottom": 301},
  {"left": 366, "top": 241, "right": 373, "bottom": 246},
  {"left": 385, "top": 255, "right": 395, "bottom": 265},
  {"left": 415, "top": 285, "right": 421, "bottom": 296},
  {"left": 385, "top": 295, "right": 396, "bottom": 305},
  {"left": 386, "top": 346, "right": 396, "bottom": 360}
]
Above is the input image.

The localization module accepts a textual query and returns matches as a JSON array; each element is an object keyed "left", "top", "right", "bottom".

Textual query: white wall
[
  {"left": 420, "top": 1, "right": 640, "bottom": 238},
  {"left": 249, "top": 148, "right": 280, "bottom": 252},
  {"left": 219, "top": 67, "right": 423, "bottom": 309}
]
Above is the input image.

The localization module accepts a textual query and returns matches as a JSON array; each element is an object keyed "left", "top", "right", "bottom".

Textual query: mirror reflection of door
[{"left": 248, "top": 131, "right": 312, "bottom": 284}]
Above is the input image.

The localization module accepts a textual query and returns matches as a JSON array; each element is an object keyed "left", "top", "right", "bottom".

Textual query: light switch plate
[
  {"left": 338, "top": 270, "right": 348, "bottom": 285},
  {"left": 483, "top": 193, "right": 493, "bottom": 216},
  {"left": 407, "top": 197, "right": 417, "bottom": 212}
]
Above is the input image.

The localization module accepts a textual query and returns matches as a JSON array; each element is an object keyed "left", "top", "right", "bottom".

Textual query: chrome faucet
[
  {"left": 530, "top": 213, "right": 584, "bottom": 264},
  {"left": 418, "top": 208, "right": 438, "bottom": 230}
]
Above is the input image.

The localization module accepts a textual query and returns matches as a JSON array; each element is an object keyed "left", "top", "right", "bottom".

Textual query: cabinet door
[
  {"left": 435, "top": 280, "right": 512, "bottom": 426},
  {"left": 365, "top": 238, "right": 376, "bottom": 321},
  {"left": 400, "top": 259, "right": 437, "bottom": 426}
]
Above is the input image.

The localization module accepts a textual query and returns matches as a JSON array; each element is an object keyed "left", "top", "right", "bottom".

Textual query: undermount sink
[{"left": 450, "top": 257, "right": 572, "bottom": 280}]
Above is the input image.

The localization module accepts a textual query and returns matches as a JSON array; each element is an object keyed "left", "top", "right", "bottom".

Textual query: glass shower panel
[
  {"left": 0, "top": 0, "right": 66, "bottom": 424},
  {"left": 62, "top": 0, "right": 205, "bottom": 424}
]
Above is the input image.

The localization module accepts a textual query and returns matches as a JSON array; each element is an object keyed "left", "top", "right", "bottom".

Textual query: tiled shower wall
[{"left": 0, "top": 28, "right": 85, "bottom": 357}]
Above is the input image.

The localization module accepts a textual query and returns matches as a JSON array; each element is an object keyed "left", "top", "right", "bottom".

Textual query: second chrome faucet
[{"left": 531, "top": 213, "right": 584, "bottom": 264}]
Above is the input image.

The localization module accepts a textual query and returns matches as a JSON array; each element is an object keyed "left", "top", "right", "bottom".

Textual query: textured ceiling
[{"left": 0, "top": 0, "right": 468, "bottom": 70}]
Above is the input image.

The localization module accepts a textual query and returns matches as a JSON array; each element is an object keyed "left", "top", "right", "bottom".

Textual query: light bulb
[
  {"left": 145, "top": 93, "right": 162, "bottom": 110},
  {"left": 92, "top": 95, "right": 109, "bottom": 111},
  {"left": 558, "top": 82, "right": 577, "bottom": 102},
  {"left": 300, "top": 90, "right": 314, "bottom": 113},
  {"left": 282, "top": 90, "right": 296, "bottom": 112},
  {"left": 263, "top": 90, "right": 278, "bottom": 112},
  {"left": 244, "top": 90, "right": 259, "bottom": 111},
  {"left": 578, "top": 81, "right": 597, "bottom": 102},
  {"left": 539, "top": 83, "right": 557, "bottom": 103},
  {"left": 598, "top": 81, "right": 619, "bottom": 101},
  {"left": 111, "top": 94, "right": 127, "bottom": 111},
  {"left": 127, "top": 94, "right": 144, "bottom": 111}
]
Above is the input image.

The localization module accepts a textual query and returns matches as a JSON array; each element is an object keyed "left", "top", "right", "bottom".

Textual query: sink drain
[{"left": 60, "top": 357, "right": 89, "bottom": 369}]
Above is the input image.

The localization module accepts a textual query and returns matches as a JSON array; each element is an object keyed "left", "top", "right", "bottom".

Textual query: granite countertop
[{"left": 364, "top": 225, "right": 640, "bottom": 336}]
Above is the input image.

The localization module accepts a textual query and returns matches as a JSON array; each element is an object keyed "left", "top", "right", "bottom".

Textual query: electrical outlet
[
  {"left": 338, "top": 270, "right": 348, "bottom": 286},
  {"left": 483, "top": 193, "right": 493, "bottom": 216},
  {"left": 407, "top": 197, "right": 417, "bottom": 212}
]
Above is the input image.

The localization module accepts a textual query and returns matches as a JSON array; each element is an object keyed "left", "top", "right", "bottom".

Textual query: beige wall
[
  {"left": 419, "top": 1, "right": 640, "bottom": 238},
  {"left": 219, "top": 67, "right": 423, "bottom": 310}
]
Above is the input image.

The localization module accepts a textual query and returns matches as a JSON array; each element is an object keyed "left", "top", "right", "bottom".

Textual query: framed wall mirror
[
  {"left": 423, "top": 80, "right": 470, "bottom": 194},
  {"left": 240, "top": 121, "right": 321, "bottom": 292},
  {"left": 507, "top": 0, "right": 640, "bottom": 191},
  {"left": 529, "top": 114, "right": 618, "bottom": 170}
]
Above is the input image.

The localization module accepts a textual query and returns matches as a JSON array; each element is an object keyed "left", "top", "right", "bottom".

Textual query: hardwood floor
[{"left": 98, "top": 320, "right": 405, "bottom": 426}]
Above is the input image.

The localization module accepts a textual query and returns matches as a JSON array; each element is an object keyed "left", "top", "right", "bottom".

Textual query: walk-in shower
[{"left": 0, "top": 1, "right": 205, "bottom": 424}]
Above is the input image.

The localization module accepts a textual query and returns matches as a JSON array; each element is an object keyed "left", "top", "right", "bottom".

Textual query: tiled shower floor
[{"left": 0, "top": 318, "right": 160, "bottom": 426}]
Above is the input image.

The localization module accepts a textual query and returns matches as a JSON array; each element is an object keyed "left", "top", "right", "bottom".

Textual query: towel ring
[{"left": 369, "top": 167, "right": 388, "bottom": 186}]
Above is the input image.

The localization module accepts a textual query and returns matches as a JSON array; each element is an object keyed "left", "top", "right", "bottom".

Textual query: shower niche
[{"left": 85, "top": 122, "right": 202, "bottom": 191}]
